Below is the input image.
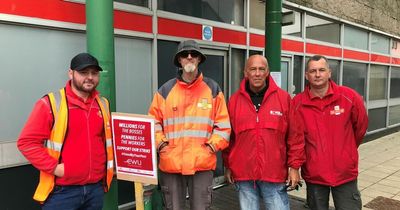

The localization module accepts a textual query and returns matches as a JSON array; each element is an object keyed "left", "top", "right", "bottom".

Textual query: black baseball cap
[{"left": 70, "top": 53, "right": 102, "bottom": 71}]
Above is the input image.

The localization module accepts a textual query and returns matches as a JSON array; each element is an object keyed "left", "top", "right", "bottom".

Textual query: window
[
  {"left": 389, "top": 105, "right": 400, "bottom": 125},
  {"left": 249, "top": 0, "right": 264, "bottom": 29},
  {"left": 368, "top": 108, "right": 387, "bottom": 131},
  {"left": 344, "top": 25, "right": 368, "bottom": 50},
  {"left": 328, "top": 59, "right": 340, "bottom": 84},
  {"left": 371, "top": 33, "right": 390, "bottom": 54},
  {"left": 390, "top": 67, "right": 400, "bottom": 98},
  {"left": 115, "top": 37, "right": 152, "bottom": 114},
  {"left": 342, "top": 62, "right": 367, "bottom": 98},
  {"left": 230, "top": 49, "right": 246, "bottom": 94},
  {"left": 293, "top": 55, "right": 303, "bottom": 94},
  {"left": 158, "top": 0, "right": 244, "bottom": 26},
  {"left": 306, "top": 14, "right": 340, "bottom": 44},
  {"left": 369, "top": 65, "right": 388, "bottom": 100},
  {"left": 114, "top": 0, "right": 148, "bottom": 7},
  {"left": 282, "top": 8, "right": 302, "bottom": 37},
  {"left": 392, "top": 40, "right": 400, "bottom": 57},
  {"left": 0, "top": 24, "right": 85, "bottom": 141}
]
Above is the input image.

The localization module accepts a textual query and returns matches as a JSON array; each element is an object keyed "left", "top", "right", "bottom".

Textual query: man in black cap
[
  {"left": 18, "top": 52, "right": 114, "bottom": 210},
  {"left": 149, "top": 40, "right": 231, "bottom": 210}
]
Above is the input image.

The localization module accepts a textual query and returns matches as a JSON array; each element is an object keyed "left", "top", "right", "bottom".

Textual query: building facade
[{"left": 0, "top": 0, "right": 399, "bottom": 209}]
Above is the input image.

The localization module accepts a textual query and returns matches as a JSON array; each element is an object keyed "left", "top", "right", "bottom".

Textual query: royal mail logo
[
  {"left": 330, "top": 105, "right": 344, "bottom": 115},
  {"left": 270, "top": 110, "right": 283, "bottom": 116},
  {"left": 197, "top": 98, "right": 212, "bottom": 110}
]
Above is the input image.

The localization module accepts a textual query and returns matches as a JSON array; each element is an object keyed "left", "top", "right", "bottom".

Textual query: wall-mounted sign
[
  {"left": 111, "top": 113, "right": 157, "bottom": 185},
  {"left": 202, "top": 25, "right": 213, "bottom": 41}
]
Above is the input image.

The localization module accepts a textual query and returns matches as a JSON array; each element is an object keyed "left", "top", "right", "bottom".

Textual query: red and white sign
[{"left": 111, "top": 113, "right": 157, "bottom": 185}]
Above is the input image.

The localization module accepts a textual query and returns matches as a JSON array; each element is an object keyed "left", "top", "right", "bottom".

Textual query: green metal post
[
  {"left": 265, "top": 0, "right": 282, "bottom": 72},
  {"left": 86, "top": 1, "right": 118, "bottom": 210}
]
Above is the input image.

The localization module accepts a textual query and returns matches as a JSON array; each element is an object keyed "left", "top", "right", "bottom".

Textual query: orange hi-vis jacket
[
  {"left": 148, "top": 72, "right": 231, "bottom": 175},
  {"left": 33, "top": 88, "right": 114, "bottom": 203}
]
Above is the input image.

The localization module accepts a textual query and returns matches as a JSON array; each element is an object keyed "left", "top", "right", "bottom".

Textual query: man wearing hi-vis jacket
[
  {"left": 148, "top": 39, "right": 231, "bottom": 210},
  {"left": 18, "top": 53, "right": 113, "bottom": 210}
]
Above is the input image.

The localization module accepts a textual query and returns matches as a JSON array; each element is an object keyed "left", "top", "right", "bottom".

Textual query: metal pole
[
  {"left": 265, "top": 0, "right": 282, "bottom": 72},
  {"left": 86, "top": 1, "right": 118, "bottom": 210}
]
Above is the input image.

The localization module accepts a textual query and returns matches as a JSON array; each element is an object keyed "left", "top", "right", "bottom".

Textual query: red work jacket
[
  {"left": 291, "top": 80, "right": 368, "bottom": 186},
  {"left": 224, "top": 77, "right": 305, "bottom": 182}
]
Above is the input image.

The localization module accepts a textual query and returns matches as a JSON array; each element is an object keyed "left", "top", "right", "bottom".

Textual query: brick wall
[{"left": 288, "top": 0, "right": 400, "bottom": 36}]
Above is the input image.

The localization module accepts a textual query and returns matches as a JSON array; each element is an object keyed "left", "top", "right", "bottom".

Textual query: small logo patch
[
  {"left": 330, "top": 105, "right": 344, "bottom": 115},
  {"left": 97, "top": 111, "right": 103, "bottom": 118},
  {"left": 270, "top": 110, "right": 283, "bottom": 116},
  {"left": 197, "top": 98, "right": 212, "bottom": 110}
]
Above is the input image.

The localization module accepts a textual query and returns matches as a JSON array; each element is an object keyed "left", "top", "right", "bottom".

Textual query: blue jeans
[
  {"left": 42, "top": 182, "right": 104, "bottom": 210},
  {"left": 235, "top": 181, "right": 289, "bottom": 210}
]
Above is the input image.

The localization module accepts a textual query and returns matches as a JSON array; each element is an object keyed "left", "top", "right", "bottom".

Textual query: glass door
[
  {"left": 201, "top": 48, "right": 228, "bottom": 187},
  {"left": 281, "top": 56, "right": 294, "bottom": 96}
]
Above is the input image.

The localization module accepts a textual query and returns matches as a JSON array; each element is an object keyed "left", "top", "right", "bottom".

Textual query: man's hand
[
  {"left": 287, "top": 167, "right": 300, "bottom": 188},
  {"left": 53, "top": 163, "right": 65, "bottom": 177},
  {"left": 225, "top": 168, "right": 234, "bottom": 184}
]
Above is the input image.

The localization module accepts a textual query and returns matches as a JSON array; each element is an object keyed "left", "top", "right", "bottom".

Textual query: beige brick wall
[{"left": 288, "top": 0, "right": 400, "bottom": 37}]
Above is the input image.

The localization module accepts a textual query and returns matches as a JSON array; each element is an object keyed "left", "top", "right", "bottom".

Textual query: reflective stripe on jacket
[
  {"left": 292, "top": 80, "right": 368, "bottom": 186},
  {"left": 33, "top": 88, "right": 114, "bottom": 202},
  {"left": 148, "top": 72, "right": 231, "bottom": 175}
]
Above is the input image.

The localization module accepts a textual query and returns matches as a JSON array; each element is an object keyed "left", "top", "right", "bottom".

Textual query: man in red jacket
[
  {"left": 223, "top": 55, "right": 305, "bottom": 210},
  {"left": 292, "top": 55, "right": 368, "bottom": 210},
  {"left": 18, "top": 53, "right": 113, "bottom": 210}
]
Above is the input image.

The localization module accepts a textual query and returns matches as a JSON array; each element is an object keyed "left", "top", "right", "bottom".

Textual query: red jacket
[
  {"left": 18, "top": 81, "right": 107, "bottom": 186},
  {"left": 223, "top": 77, "right": 305, "bottom": 183},
  {"left": 291, "top": 80, "right": 368, "bottom": 186}
]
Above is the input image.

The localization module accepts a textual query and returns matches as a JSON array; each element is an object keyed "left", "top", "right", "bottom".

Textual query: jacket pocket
[{"left": 194, "top": 144, "right": 216, "bottom": 170}]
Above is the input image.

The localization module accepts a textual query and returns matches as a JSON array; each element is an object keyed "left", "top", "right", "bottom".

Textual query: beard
[
  {"left": 71, "top": 78, "right": 98, "bottom": 94},
  {"left": 183, "top": 63, "right": 196, "bottom": 73}
]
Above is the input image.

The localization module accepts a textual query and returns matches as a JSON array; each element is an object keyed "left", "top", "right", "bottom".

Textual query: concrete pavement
[{"left": 288, "top": 131, "right": 400, "bottom": 209}]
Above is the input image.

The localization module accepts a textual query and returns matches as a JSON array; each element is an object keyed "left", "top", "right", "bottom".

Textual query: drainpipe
[
  {"left": 86, "top": 1, "right": 118, "bottom": 210},
  {"left": 265, "top": 0, "right": 282, "bottom": 72}
]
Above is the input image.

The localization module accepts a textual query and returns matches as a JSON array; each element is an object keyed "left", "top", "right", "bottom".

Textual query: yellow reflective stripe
[
  {"left": 166, "top": 130, "right": 210, "bottom": 139},
  {"left": 213, "top": 130, "right": 231, "bottom": 141},
  {"left": 106, "top": 138, "right": 112, "bottom": 148},
  {"left": 44, "top": 140, "right": 63, "bottom": 152},
  {"left": 107, "top": 160, "right": 114, "bottom": 169},
  {"left": 214, "top": 122, "right": 231, "bottom": 129},
  {"left": 163, "top": 116, "right": 214, "bottom": 127}
]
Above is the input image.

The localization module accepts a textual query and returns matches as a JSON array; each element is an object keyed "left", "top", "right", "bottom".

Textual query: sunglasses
[{"left": 179, "top": 51, "right": 200, "bottom": 58}]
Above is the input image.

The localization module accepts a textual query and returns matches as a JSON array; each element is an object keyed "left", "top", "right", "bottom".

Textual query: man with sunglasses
[
  {"left": 148, "top": 39, "right": 231, "bottom": 210},
  {"left": 223, "top": 55, "right": 305, "bottom": 210},
  {"left": 18, "top": 53, "right": 113, "bottom": 210}
]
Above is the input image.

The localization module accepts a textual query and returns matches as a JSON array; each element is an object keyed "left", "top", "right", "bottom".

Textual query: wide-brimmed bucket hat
[{"left": 173, "top": 40, "right": 206, "bottom": 68}]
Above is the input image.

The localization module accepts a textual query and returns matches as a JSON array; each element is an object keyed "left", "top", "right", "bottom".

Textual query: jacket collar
[
  {"left": 239, "top": 75, "right": 279, "bottom": 102},
  {"left": 176, "top": 70, "right": 203, "bottom": 88},
  {"left": 65, "top": 80, "right": 98, "bottom": 106},
  {"left": 302, "top": 80, "right": 340, "bottom": 106}
]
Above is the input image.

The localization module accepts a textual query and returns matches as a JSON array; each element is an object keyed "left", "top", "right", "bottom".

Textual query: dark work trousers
[
  {"left": 160, "top": 170, "right": 213, "bottom": 210},
  {"left": 306, "top": 180, "right": 362, "bottom": 210}
]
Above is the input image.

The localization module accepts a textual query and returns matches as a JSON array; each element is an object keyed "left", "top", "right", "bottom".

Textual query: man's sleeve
[
  {"left": 287, "top": 97, "right": 305, "bottom": 169},
  {"left": 148, "top": 92, "right": 168, "bottom": 151},
  {"left": 207, "top": 92, "right": 231, "bottom": 152},
  {"left": 17, "top": 97, "right": 58, "bottom": 174},
  {"left": 351, "top": 93, "right": 368, "bottom": 146}
]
